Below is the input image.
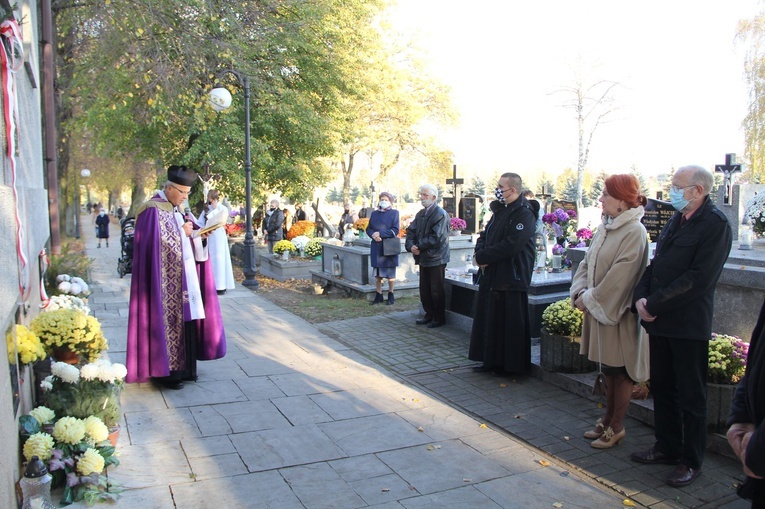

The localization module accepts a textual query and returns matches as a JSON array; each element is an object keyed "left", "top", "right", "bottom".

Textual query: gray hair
[
  {"left": 419, "top": 183, "right": 438, "bottom": 199},
  {"left": 679, "top": 165, "right": 714, "bottom": 195}
]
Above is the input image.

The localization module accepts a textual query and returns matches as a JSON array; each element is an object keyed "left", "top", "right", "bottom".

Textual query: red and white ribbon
[{"left": 0, "top": 20, "right": 27, "bottom": 299}]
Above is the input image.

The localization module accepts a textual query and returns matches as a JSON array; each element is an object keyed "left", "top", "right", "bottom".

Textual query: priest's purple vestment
[{"left": 126, "top": 195, "right": 226, "bottom": 383}]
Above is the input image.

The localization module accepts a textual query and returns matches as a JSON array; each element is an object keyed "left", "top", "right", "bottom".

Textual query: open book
[{"left": 197, "top": 221, "right": 226, "bottom": 236}]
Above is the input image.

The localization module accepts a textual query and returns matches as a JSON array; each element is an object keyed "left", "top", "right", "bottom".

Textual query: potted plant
[
  {"left": 286, "top": 220, "right": 316, "bottom": 240},
  {"left": 542, "top": 208, "right": 578, "bottom": 247},
  {"left": 6, "top": 324, "right": 46, "bottom": 368},
  {"left": 706, "top": 333, "right": 749, "bottom": 432},
  {"left": 449, "top": 217, "right": 467, "bottom": 236},
  {"left": 304, "top": 238, "right": 325, "bottom": 259},
  {"left": 539, "top": 298, "right": 595, "bottom": 373},
  {"left": 273, "top": 239, "right": 297, "bottom": 260},
  {"left": 31, "top": 309, "right": 108, "bottom": 364},
  {"left": 353, "top": 218, "right": 370, "bottom": 238},
  {"left": 19, "top": 411, "right": 121, "bottom": 505}
]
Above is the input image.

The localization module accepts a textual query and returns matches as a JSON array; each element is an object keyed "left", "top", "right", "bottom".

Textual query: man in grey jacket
[{"left": 405, "top": 184, "right": 450, "bottom": 328}]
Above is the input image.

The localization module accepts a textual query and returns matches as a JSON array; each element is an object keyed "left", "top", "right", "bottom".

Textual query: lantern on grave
[
  {"left": 20, "top": 456, "right": 55, "bottom": 509},
  {"left": 740, "top": 216, "right": 753, "bottom": 250}
]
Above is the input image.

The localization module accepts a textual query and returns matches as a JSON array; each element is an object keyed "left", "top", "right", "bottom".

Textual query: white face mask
[
  {"left": 99, "top": 211, "right": 105, "bottom": 216},
  {"left": 421, "top": 198, "right": 434, "bottom": 208},
  {"left": 379, "top": 200, "right": 391, "bottom": 209}
]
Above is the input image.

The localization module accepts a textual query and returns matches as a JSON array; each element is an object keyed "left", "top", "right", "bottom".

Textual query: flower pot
[
  {"left": 281, "top": 251, "right": 290, "bottom": 261},
  {"left": 539, "top": 328, "right": 596, "bottom": 373},
  {"left": 52, "top": 349, "right": 79, "bottom": 365},
  {"left": 107, "top": 424, "right": 121, "bottom": 447},
  {"left": 449, "top": 230, "right": 462, "bottom": 237}
]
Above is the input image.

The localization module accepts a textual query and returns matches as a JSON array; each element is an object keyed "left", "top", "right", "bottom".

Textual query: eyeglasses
[
  {"left": 670, "top": 184, "right": 696, "bottom": 194},
  {"left": 168, "top": 183, "right": 190, "bottom": 197}
]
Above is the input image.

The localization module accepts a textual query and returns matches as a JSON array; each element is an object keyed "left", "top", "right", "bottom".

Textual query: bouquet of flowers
[
  {"left": 224, "top": 223, "right": 245, "bottom": 237},
  {"left": 273, "top": 239, "right": 297, "bottom": 255},
  {"left": 41, "top": 360, "right": 126, "bottom": 428},
  {"left": 286, "top": 220, "right": 316, "bottom": 240},
  {"left": 708, "top": 333, "right": 749, "bottom": 384},
  {"left": 20, "top": 411, "right": 121, "bottom": 505},
  {"left": 449, "top": 217, "right": 467, "bottom": 232},
  {"left": 745, "top": 192, "right": 765, "bottom": 236},
  {"left": 31, "top": 309, "right": 108, "bottom": 363},
  {"left": 6, "top": 324, "right": 46, "bottom": 366},
  {"left": 551, "top": 244, "right": 566, "bottom": 256},
  {"left": 43, "top": 294, "right": 92, "bottom": 315},
  {"left": 353, "top": 218, "right": 370, "bottom": 233},
  {"left": 304, "top": 238, "right": 325, "bottom": 257},
  {"left": 541, "top": 298, "right": 584, "bottom": 337},
  {"left": 55, "top": 274, "right": 90, "bottom": 297},
  {"left": 574, "top": 227, "right": 594, "bottom": 247},
  {"left": 543, "top": 208, "right": 578, "bottom": 242},
  {"left": 291, "top": 235, "right": 311, "bottom": 252}
]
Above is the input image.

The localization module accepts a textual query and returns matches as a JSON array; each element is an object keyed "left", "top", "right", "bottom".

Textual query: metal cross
[{"left": 714, "top": 153, "right": 742, "bottom": 205}]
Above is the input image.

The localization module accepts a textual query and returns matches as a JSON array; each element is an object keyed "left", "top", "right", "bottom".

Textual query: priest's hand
[{"left": 182, "top": 221, "right": 194, "bottom": 237}]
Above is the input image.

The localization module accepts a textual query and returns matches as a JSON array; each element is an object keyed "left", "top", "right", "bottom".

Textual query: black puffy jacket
[{"left": 405, "top": 204, "right": 450, "bottom": 267}]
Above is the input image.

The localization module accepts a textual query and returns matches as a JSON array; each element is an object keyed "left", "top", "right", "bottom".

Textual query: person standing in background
[
  {"left": 294, "top": 203, "right": 307, "bottom": 224},
  {"left": 405, "top": 184, "right": 450, "bottom": 328},
  {"left": 262, "top": 199, "right": 284, "bottom": 254},
  {"left": 95, "top": 208, "right": 110, "bottom": 248},
  {"left": 282, "top": 207, "right": 292, "bottom": 239},
  {"left": 367, "top": 191, "right": 400, "bottom": 305},
  {"left": 197, "top": 189, "right": 235, "bottom": 295}
]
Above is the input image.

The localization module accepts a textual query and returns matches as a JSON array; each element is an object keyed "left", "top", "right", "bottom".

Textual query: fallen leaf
[
  {"left": 479, "top": 423, "right": 487, "bottom": 428},
  {"left": 553, "top": 503, "right": 563, "bottom": 508},
  {"left": 381, "top": 488, "right": 390, "bottom": 493},
  {"left": 499, "top": 383, "right": 507, "bottom": 388},
  {"left": 597, "top": 403, "right": 603, "bottom": 408},
  {"left": 417, "top": 426, "right": 424, "bottom": 432},
  {"left": 623, "top": 500, "right": 635, "bottom": 507},
  {"left": 462, "top": 478, "right": 472, "bottom": 483},
  {"left": 560, "top": 471, "right": 569, "bottom": 477},
  {"left": 563, "top": 436, "right": 570, "bottom": 440},
  {"left": 514, "top": 414, "right": 522, "bottom": 419},
  {"left": 538, "top": 460, "right": 551, "bottom": 467},
  {"left": 426, "top": 444, "right": 441, "bottom": 451}
]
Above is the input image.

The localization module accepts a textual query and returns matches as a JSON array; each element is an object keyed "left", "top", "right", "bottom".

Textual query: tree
[
  {"left": 466, "top": 176, "right": 487, "bottom": 198},
  {"left": 739, "top": 13, "right": 765, "bottom": 182},
  {"left": 551, "top": 64, "right": 621, "bottom": 208},
  {"left": 589, "top": 172, "right": 607, "bottom": 205}
]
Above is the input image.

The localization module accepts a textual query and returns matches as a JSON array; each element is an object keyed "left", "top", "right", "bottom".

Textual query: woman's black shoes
[
  {"left": 370, "top": 292, "right": 384, "bottom": 305},
  {"left": 386, "top": 293, "right": 395, "bottom": 305}
]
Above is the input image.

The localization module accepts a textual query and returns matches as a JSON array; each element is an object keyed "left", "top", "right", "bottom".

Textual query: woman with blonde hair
[{"left": 571, "top": 174, "right": 650, "bottom": 448}]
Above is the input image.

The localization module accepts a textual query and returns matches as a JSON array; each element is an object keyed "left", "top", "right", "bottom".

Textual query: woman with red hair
[{"left": 570, "top": 174, "right": 650, "bottom": 448}]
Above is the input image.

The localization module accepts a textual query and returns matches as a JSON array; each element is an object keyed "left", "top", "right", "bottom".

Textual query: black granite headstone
[{"left": 642, "top": 198, "right": 675, "bottom": 242}]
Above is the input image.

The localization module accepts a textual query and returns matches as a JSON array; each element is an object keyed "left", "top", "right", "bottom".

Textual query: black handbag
[{"left": 382, "top": 237, "right": 400, "bottom": 256}]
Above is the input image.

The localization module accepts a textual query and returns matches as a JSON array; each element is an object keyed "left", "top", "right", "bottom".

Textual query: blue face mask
[{"left": 669, "top": 187, "right": 689, "bottom": 212}]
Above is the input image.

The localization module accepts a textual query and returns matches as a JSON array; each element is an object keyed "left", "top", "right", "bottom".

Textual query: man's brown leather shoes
[
  {"left": 630, "top": 446, "right": 680, "bottom": 465},
  {"left": 666, "top": 464, "right": 701, "bottom": 487}
]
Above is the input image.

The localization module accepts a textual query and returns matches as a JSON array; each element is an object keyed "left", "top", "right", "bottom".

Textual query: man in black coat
[
  {"left": 405, "top": 183, "right": 450, "bottom": 328},
  {"left": 631, "top": 165, "right": 732, "bottom": 487},
  {"left": 728, "top": 298, "right": 765, "bottom": 507},
  {"left": 468, "top": 173, "right": 537, "bottom": 373}
]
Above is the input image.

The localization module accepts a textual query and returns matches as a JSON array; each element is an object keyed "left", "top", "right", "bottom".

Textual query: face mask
[
  {"left": 99, "top": 211, "right": 105, "bottom": 216},
  {"left": 421, "top": 198, "right": 434, "bottom": 208},
  {"left": 379, "top": 200, "right": 391, "bottom": 209},
  {"left": 269, "top": 206, "right": 276, "bottom": 211},
  {"left": 494, "top": 187, "right": 506, "bottom": 204},
  {"left": 669, "top": 187, "right": 689, "bottom": 212}
]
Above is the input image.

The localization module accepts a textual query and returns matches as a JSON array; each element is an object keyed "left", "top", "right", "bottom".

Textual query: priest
[{"left": 126, "top": 165, "right": 226, "bottom": 389}]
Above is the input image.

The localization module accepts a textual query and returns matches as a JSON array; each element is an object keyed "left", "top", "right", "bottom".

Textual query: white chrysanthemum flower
[
  {"left": 112, "top": 363, "right": 127, "bottom": 381},
  {"left": 58, "top": 281, "right": 72, "bottom": 293},
  {"left": 69, "top": 283, "right": 82, "bottom": 295},
  {"left": 79, "top": 282, "right": 89, "bottom": 294},
  {"left": 53, "top": 416, "right": 86, "bottom": 445},
  {"left": 40, "top": 378, "right": 53, "bottom": 391},
  {"left": 56, "top": 274, "right": 71, "bottom": 282},
  {"left": 96, "top": 364, "right": 116, "bottom": 383},
  {"left": 29, "top": 406, "right": 55, "bottom": 425},
  {"left": 70, "top": 276, "right": 85, "bottom": 285},
  {"left": 51, "top": 362, "right": 80, "bottom": 384},
  {"left": 22, "top": 432, "right": 54, "bottom": 461},
  {"left": 79, "top": 363, "right": 99, "bottom": 381}
]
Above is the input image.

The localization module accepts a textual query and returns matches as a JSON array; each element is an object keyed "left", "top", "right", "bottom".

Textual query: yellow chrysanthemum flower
[
  {"left": 22, "top": 432, "right": 54, "bottom": 461},
  {"left": 53, "top": 416, "right": 86, "bottom": 445},
  {"left": 83, "top": 416, "right": 109, "bottom": 444},
  {"left": 76, "top": 448, "right": 105, "bottom": 476},
  {"left": 29, "top": 406, "right": 55, "bottom": 425}
]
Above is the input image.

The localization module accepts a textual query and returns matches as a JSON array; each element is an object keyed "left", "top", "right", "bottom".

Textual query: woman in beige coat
[{"left": 571, "top": 174, "right": 650, "bottom": 449}]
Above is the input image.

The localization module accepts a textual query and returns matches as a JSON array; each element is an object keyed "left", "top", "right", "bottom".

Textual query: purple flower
[
  {"left": 542, "top": 213, "right": 556, "bottom": 224},
  {"left": 575, "top": 241, "right": 587, "bottom": 248},
  {"left": 552, "top": 224, "right": 563, "bottom": 237},
  {"left": 67, "top": 472, "right": 80, "bottom": 487},
  {"left": 576, "top": 228, "right": 593, "bottom": 240},
  {"left": 552, "top": 244, "right": 566, "bottom": 255},
  {"left": 554, "top": 208, "right": 570, "bottom": 222}
]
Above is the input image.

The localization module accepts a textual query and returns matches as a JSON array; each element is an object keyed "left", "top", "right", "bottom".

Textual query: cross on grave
[
  {"left": 198, "top": 162, "right": 220, "bottom": 202},
  {"left": 445, "top": 164, "right": 464, "bottom": 215},
  {"left": 715, "top": 153, "right": 743, "bottom": 206}
]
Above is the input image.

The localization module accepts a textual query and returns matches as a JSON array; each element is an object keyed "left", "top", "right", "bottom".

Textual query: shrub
[
  {"left": 287, "top": 221, "right": 316, "bottom": 240},
  {"left": 541, "top": 298, "right": 583, "bottom": 337}
]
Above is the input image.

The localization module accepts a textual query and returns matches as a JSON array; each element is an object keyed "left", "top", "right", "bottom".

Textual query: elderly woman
[
  {"left": 95, "top": 208, "right": 110, "bottom": 248},
  {"left": 571, "top": 174, "right": 650, "bottom": 449},
  {"left": 367, "top": 191, "right": 400, "bottom": 305}
]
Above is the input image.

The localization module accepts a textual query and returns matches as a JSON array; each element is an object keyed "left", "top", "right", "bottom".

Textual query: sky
[{"left": 391, "top": 1, "right": 762, "bottom": 182}]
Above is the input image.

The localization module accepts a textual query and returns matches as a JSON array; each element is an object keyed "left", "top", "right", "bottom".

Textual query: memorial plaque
[
  {"left": 550, "top": 199, "right": 578, "bottom": 218},
  {"left": 642, "top": 198, "right": 675, "bottom": 241}
]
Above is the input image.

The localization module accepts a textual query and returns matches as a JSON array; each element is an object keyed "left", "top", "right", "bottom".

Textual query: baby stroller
[{"left": 117, "top": 217, "right": 135, "bottom": 278}]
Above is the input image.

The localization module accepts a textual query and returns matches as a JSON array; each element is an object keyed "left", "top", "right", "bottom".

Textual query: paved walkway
[{"left": 66, "top": 220, "right": 749, "bottom": 508}]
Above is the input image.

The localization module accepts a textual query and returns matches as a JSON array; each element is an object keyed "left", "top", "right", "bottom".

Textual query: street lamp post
[
  {"left": 74, "top": 168, "right": 91, "bottom": 240},
  {"left": 209, "top": 70, "right": 259, "bottom": 289}
]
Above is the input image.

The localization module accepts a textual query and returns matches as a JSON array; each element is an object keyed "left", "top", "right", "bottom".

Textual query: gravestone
[
  {"left": 715, "top": 184, "right": 765, "bottom": 241},
  {"left": 460, "top": 196, "right": 480, "bottom": 234},
  {"left": 445, "top": 164, "right": 464, "bottom": 218},
  {"left": 642, "top": 198, "right": 675, "bottom": 242},
  {"left": 550, "top": 199, "right": 577, "bottom": 218},
  {"left": 715, "top": 153, "right": 742, "bottom": 206}
]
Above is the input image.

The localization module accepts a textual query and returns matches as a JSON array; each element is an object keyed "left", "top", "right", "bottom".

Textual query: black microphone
[{"left": 184, "top": 207, "right": 193, "bottom": 223}]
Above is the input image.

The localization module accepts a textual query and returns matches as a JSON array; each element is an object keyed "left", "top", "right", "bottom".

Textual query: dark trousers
[
  {"left": 649, "top": 334, "right": 709, "bottom": 469},
  {"left": 419, "top": 264, "right": 446, "bottom": 323}
]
